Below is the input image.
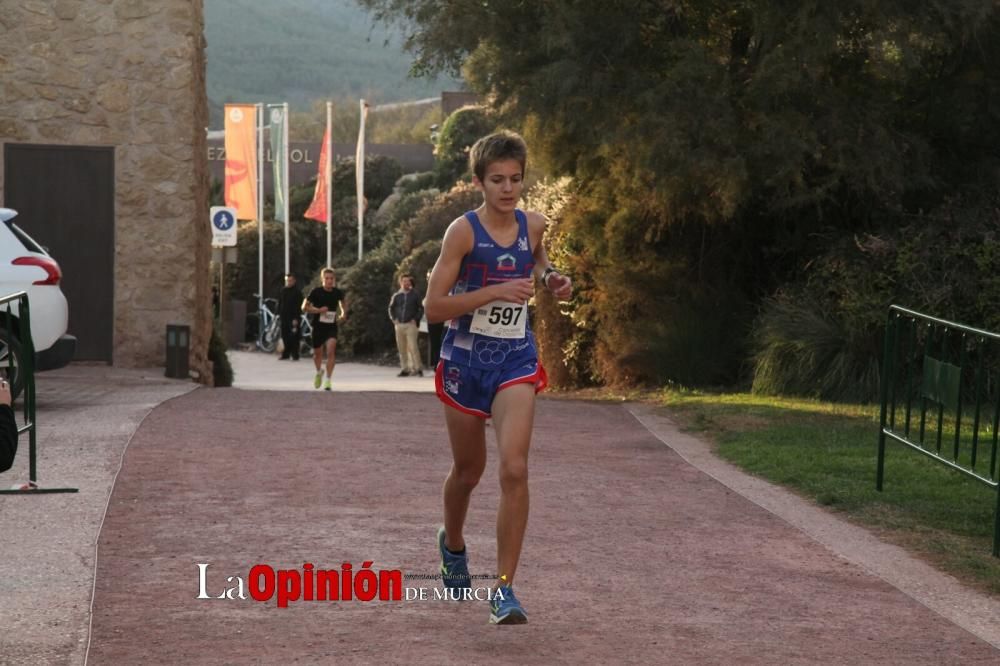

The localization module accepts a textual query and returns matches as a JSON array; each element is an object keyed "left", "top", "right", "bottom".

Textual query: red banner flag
[{"left": 304, "top": 129, "right": 331, "bottom": 223}]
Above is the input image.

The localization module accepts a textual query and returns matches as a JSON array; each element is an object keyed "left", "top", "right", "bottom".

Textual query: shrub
[
  {"left": 337, "top": 248, "right": 400, "bottom": 356},
  {"left": 521, "top": 177, "right": 587, "bottom": 387},
  {"left": 336, "top": 182, "right": 482, "bottom": 356},
  {"left": 433, "top": 106, "right": 496, "bottom": 189},
  {"left": 397, "top": 239, "right": 442, "bottom": 292},
  {"left": 209, "top": 321, "right": 234, "bottom": 387},
  {"left": 751, "top": 196, "right": 1000, "bottom": 402},
  {"left": 332, "top": 154, "right": 404, "bottom": 205},
  {"left": 398, "top": 171, "right": 436, "bottom": 195},
  {"left": 751, "top": 294, "right": 881, "bottom": 401}
]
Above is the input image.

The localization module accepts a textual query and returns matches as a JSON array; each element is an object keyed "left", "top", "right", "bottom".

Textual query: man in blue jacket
[{"left": 388, "top": 273, "right": 424, "bottom": 377}]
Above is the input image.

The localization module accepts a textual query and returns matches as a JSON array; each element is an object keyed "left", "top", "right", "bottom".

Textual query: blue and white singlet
[{"left": 439, "top": 209, "right": 537, "bottom": 369}]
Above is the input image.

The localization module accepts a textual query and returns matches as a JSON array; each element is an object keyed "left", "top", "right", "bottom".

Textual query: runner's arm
[{"left": 528, "top": 211, "right": 573, "bottom": 300}]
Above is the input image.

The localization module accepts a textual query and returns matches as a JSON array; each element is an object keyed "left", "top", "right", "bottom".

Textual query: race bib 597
[{"left": 470, "top": 301, "right": 527, "bottom": 339}]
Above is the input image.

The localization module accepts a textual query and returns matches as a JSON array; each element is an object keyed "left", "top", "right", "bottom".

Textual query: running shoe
[
  {"left": 324, "top": 379, "right": 332, "bottom": 391},
  {"left": 489, "top": 585, "right": 527, "bottom": 625},
  {"left": 437, "top": 526, "right": 471, "bottom": 594},
  {"left": 313, "top": 371, "right": 323, "bottom": 389}
]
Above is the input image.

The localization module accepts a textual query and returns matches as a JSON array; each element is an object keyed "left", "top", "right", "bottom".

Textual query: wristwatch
[{"left": 541, "top": 266, "right": 559, "bottom": 284}]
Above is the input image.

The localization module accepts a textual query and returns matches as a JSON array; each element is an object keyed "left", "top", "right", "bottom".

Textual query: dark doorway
[{"left": 4, "top": 143, "right": 115, "bottom": 362}]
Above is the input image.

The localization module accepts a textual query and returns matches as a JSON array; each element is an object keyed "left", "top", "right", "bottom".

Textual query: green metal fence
[
  {"left": 876, "top": 305, "right": 1000, "bottom": 556},
  {"left": 0, "top": 291, "right": 76, "bottom": 494}
]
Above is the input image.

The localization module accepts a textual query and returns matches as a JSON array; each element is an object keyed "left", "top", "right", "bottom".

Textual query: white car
[{"left": 0, "top": 208, "right": 76, "bottom": 397}]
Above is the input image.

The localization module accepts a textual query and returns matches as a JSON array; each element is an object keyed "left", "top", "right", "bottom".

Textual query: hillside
[{"left": 204, "top": 0, "right": 462, "bottom": 127}]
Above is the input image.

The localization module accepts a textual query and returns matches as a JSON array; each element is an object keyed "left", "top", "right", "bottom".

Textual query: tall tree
[{"left": 360, "top": 0, "right": 1000, "bottom": 385}]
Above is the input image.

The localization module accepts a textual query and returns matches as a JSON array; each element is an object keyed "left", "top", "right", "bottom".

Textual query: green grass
[
  {"left": 654, "top": 389, "right": 1000, "bottom": 595},
  {"left": 555, "top": 386, "right": 1000, "bottom": 595}
]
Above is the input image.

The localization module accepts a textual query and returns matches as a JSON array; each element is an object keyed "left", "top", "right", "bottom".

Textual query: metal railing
[
  {"left": 0, "top": 291, "right": 76, "bottom": 494},
  {"left": 876, "top": 305, "right": 999, "bottom": 555}
]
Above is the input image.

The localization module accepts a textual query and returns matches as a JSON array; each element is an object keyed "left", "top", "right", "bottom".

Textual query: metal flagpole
[
  {"left": 355, "top": 99, "right": 367, "bottom": 262},
  {"left": 283, "top": 101, "right": 290, "bottom": 276},
  {"left": 326, "top": 101, "right": 332, "bottom": 268},
  {"left": 256, "top": 102, "right": 263, "bottom": 317}
]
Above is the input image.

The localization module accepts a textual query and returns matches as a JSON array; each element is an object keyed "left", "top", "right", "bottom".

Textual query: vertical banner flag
[
  {"left": 304, "top": 128, "right": 331, "bottom": 223},
  {"left": 270, "top": 106, "right": 287, "bottom": 223},
  {"left": 355, "top": 99, "right": 369, "bottom": 261},
  {"left": 224, "top": 104, "right": 258, "bottom": 220}
]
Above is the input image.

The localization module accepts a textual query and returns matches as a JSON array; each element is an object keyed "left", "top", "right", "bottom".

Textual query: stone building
[{"left": 0, "top": 0, "right": 211, "bottom": 379}]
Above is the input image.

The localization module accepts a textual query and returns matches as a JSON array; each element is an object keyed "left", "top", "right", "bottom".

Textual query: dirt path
[{"left": 86, "top": 390, "right": 999, "bottom": 664}]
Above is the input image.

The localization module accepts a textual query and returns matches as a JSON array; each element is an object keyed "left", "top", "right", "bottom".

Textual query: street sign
[{"left": 210, "top": 206, "right": 237, "bottom": 247}]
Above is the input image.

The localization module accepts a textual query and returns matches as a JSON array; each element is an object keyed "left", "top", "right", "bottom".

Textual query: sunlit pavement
[{"left": 228, "top": 350, "right": 436, "bottom": 392}]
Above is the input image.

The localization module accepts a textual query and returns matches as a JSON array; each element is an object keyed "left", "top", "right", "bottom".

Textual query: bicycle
[
  {"left": 298, "top": 314, "right": 313, "bottom": 358},
  {"left": 252, "top": 295, "right": 282, "bottom": 353},
  {"left": 250, "top": 294, "right": 314, "bottom": 356}
]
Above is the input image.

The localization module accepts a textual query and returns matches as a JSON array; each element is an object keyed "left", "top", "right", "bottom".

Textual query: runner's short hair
[{"left": 469, "top": 131, "right": 527, "bottom": 181}]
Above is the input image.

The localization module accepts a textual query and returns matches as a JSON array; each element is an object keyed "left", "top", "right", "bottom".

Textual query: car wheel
[{"left": 0, "top": 330, "right": 25, "bottom": 400}]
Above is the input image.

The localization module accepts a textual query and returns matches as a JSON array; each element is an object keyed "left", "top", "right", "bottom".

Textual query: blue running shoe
[
  {"left": 489, "top": 585, "right": 527, "bottom": 624},
  {"left": 437, "top": 526, "right": 471, "bottom": 594}
]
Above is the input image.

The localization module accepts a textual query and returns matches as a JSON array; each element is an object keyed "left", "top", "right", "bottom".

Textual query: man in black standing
[{"left": 278, "top": 273, "right": 303, "bottom": 360}]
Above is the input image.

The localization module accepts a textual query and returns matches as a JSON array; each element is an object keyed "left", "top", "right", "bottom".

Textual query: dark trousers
[
  {"left": 280, "top": 316, "right": 301, "bottom": 359},
  {"left": 427, "top": 322, "right": 444, "bottom": 367}
]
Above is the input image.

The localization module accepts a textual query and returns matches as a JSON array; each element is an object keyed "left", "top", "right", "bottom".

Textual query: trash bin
[
  {"left": 226, "top": 299, "right": 247, "bottom": 349},
  {"left": 165, "top": 324, "right": 190, "bottom": 379}
]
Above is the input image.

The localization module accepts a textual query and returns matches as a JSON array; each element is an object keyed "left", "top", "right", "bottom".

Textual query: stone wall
[{"left": 0, "top": 0, "right": 211, "bottom": 380}]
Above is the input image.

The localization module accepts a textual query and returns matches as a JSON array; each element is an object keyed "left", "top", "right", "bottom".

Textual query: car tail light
[{"left": 12, "top": 256, "right": 62, "bottom": 285}]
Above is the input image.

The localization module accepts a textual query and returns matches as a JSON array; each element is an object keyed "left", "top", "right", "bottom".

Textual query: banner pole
[
  {"left": 326, "top": 101, "right": 332, "bottom": 268},
  {"left": 283, "top": 102, "right": 290, "bottom": 276},
  {"left": 256, "top": 102, "right": 263, "bottom": 318},
  {"left": 356, "top": 99, "right": 367, "bottom": 262}
]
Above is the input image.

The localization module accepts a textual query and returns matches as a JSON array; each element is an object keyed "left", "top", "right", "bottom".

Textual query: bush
[
  {"left": 751, "top": 195, "right": 1000, "bottom": 402},
  {"left": 433, "top": 106, "right": 496, "bottom": 189},
  {"left": 209, "top": 321, "right": 234, "bottom": 387},
  {"left": 520, "top": 177, "right": 588, "bottom": 387},
  {"left": 336, "top": 182, "right": 482, "bottom": 356},
  {"left": 337, "top": 249, "right": 400, "bottom": 356},
  {"left": 397, "top": 239, "right": 442, "bottom": 292},
  {"left": 332, "top": 154, "right": 403, "bottom": 205},
  {"left": 378, "top": 189, "right": 440, "bottom": 234},
  {"left": 397, "top": 182, "right": 481, "bottom": 254},
  {"left": 398, "top": 171, "right": 436, "bottom": 195},
  {"left": 751, "top": 294, "right": 881, "bottom": 402}
]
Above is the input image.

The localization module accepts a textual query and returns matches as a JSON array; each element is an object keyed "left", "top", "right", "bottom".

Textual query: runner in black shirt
[{"left": 302, "top": 268, "right": 347, "bottom": 390}]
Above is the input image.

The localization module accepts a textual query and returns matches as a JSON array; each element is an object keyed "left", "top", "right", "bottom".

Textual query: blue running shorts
[{"left": 435, "top": 359, "right": 548, "bottom": 418}]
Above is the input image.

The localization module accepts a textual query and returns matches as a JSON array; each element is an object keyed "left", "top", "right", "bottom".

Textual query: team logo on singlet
[
  {"left": 496, "top": 253, "right": 517, "bottom": 271},
  {"left": 518, "top": 237, "right": 529, "bottom": 252},
  {"left": 475, "top": 340, "right": 512, "bottom": 365},
  {"left": 444, "top": 366, "right": 463, "bottom": 395}
]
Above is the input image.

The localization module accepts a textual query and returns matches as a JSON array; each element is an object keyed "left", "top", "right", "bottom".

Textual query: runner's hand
[
  {"left": 490, "top": 278, "right": 534, "bottom": 304},
  {"left": 546, "top": 272, "right": 573, "bottom": 301}
]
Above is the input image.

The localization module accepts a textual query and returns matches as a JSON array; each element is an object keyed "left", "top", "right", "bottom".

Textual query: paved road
[
  {"left": 2, "top": 353, "right": 998, "bottom": 665},
  {"left": 0, "top": 364, "right": 195, "bottom": 665}
]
